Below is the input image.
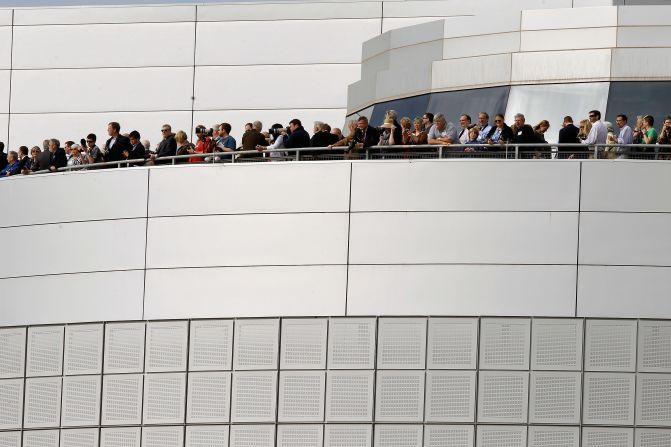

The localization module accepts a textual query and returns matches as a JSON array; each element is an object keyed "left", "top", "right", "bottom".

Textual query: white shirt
[
  {"left": 583, "top": 120, "right": 608, "bottom": 145},
  {"left": 617, "top": 125, "right": 633, "bottom": 145},
  {"left": 458, "top": 127, "right": 470, "bottom": 144}
]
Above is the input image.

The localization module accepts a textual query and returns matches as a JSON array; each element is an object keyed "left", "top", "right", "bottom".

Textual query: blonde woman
[{"left": 174, "top": 130, "right": 194, "bottom": 164}]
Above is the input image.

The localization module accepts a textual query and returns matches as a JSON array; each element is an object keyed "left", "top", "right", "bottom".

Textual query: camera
[
  {"left": 268, "top": 126, "right": 290, "bottom": 139},
  {"left": 195, "top": 125, "right": 213, "bottom": 138}
]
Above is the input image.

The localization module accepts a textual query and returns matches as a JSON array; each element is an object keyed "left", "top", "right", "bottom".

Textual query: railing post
[
  {"left": 438, "top": 146, "right": 443, "bottom": 159},
  {"left": 172, "top": 158, "right": 176, "bottom": 165},
  {"left": 295, "top": 149, "right": 300, "bottom": 161},
  {"left": 231, "top": 153, "right": 235, "bottom": 164},
  {"left": 515, "top": 145, "right": 519, "bottom": 159},
  {"left": 593, "top": 144, "right": 598, "bottom": 159},
  {"left": 655, "top": 144, "right": 660, "bottom": 160}
]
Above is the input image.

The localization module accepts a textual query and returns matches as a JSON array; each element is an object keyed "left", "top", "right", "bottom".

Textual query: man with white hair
[
  {"left": 242, "top": 120, "right": 268, "bottom": 153},
  {"left": 427, "top": 113, "right": 458, "bottom": 145}
]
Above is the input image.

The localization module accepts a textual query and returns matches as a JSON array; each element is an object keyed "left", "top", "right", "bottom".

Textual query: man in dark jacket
[
  {"left": 48, "top": 138, "right": 67, "bottom": 171},
  {"left": 346, "top": 116, "right": 380, "bottom": 157},
  {"left": 127, "top": 130, "right": 146, "bottom": 166},
  {"left": 558, "top": 116, "right": 580, "bottom": 158},
  {"left": 0, "top": 142, "right": 7, "bottom": 170},
  {"left": 104, "top": 121, "right": 132, "bottom": 162},
  {"left": 284, "top": 118, "right": 311, "bottom": 150},
  {"left": 151, "top": 124, "right": 177, "bottom": 164}
]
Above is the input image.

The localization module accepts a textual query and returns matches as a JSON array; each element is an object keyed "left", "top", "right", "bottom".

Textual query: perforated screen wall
[{"left": 0, "top": 317, "right": 669, "bottom": 446}]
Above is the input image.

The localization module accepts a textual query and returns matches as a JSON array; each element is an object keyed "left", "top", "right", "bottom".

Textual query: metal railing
[{"left": 18, "top": 143, "right": 671, "bottom": 175}]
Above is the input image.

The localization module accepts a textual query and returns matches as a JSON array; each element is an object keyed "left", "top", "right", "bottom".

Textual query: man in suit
[
  {"left": 48, "top": 138, "right": 67, "bottom": 172},
  {"left": 104, "top": 121, "right": 132, "bottom": 163},
  {"left": 558, "top": 116, "right": 580, "bottom": 158},
  {"left": 0, "top": 142, "right": 7, "bottom": 171},
  {"left": 17, "top": 146, "right": 30, "bottom": 171},
  {"left": 127, "top": 130, "right": 146, "bottom": 166},
  {"left": 348, "top": 116, "right": 380, "bottom": 156}
]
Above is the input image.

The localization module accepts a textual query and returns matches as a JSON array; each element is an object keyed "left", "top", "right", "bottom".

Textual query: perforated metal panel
[
  {"left": 528, "top": 426, "right": 579, "bottom": 447},
  {"left": 479, "top": 318, "right": 530, "bottom": 370},
  {"left": 143, "top": 372, "right": 186, "bottom": 424},
  {"left": 62, "top": 375, "right": 101, "bottom": 426},
  {"left": 477, "top": 371, "right": 529, "bottom": 423},
  {"left": 328, "top": 318, "right": 376, "bottom": 369},
  {"left": 230, "top": 371, "right": 277, "bottom": 422},
  {"left": 101, "top": 427, "right": 141, "bottom": 447},
  {"left": 27, "top": 326, "right": 64, "bottom": 377},
  {"left": 278, "top": 370, "right": 325, "bottom": 422},
  {"left": 142, "top": 426, "right": 184, "bottom": 447},
  {"left": 23, "top": 430, "right": 60, "bottom": 447},
  {"left": 636, "top": 374, "right": 671, "bottom": 426},
  {"left": 529, "top": 371, "right": 581, "bottom": 424},
  {"left": 638, "top": 321, "right": 671, "bottom": 373},
  {"left": 280, "top": 318, "right": 327, "bottom": 370},
  {"left": 583, "top": 373, "right": 636, "bottom": 425},
  {"left": 427, "top": 318, "right": 478, "bottom": 370},
  {"left": 377, "top": 318, "right": 426, "bottom": 369},
  {"left": 585, "top": 320, "right": 637, "bottom": 372},
  {"left": 187, "top": 372, "right": 230, "bottom": 423},
  {"left": 186, "top": 425, "right": 230, "bottom": 447},
  {"left": 24, "top": 377, "right": 62, "bottom": 428},
  {"left": 375, "top": 370, "right": 425, "bottom": 422},
  {"left": 104, "top": 322, "right": 145, "bottom": 374},
  {"left": 233, "top": 319, "right": 279, "bottom": 370},
  {"left": 229, "top": 425, "right": 275, "bottom": 447},
  {"left": 61, "top": 428, "right": 100, "bottom": 447},
  {"left": 189, "top": 320, "right": 233, "bottom": 371},
  {"left": 102, "top": 374, "right": 143, "bottom": 425},
  {"left": 423, "top": 425, "right": 474, "bottom": 447},
  {"left": 375, "top": 425, "right": 423, "bottom": 447},
  {"left": 635, "top": 428, "right": 671, "bottom": 447},
  {"left": 145, "top": 321, "right": 188, "bottom": 373},
  {"left": 325, "top": 370, "right": 374, "bottom": 422},
  {"left": 476, "top": 426, "right": 527, "bottom": 447},
  {"left": 0, "top": 327, "right": 26, "bottom": 379},
  {"left": 582, "top": 427, "right": 633, "bottom": 447},
  {"left": 324, "top": 424, "right": 372, "bottom": 447},
  {"left": 0, "top": 378, "right": 24, "bottom": 430},
  {"left": 277, "top": 425, "right": 323, "bottom": 447},
  {"left": 425, "top": 370, "right": 476, "bottom": 422},
  {"left": 0, "top": 431, "right": 21, "bottom": 447},
  {"left": 531, "top": 319, "right": 583, "bottom": 371},
  {"left": 64, "top": 324, "right": 103, "bottom": 375}
]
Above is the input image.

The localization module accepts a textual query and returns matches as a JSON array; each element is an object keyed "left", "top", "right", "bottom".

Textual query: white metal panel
[
  {"left": 229, "top": 425, "right": 275, "bottom": 447},
  {"left": 325, "top": 370, "right": 374, "bottom": 422},
  {"left": 521, "top": 27, "right": 616, "bottom": 51},
  {"left": 186, "top": 372, "right": 230, "bottom": 423},
  {"left": 101, "top": 374, "right": 143, "bottom": 425},
  {"left": 0, "top": 29, "right": 10, "bottom": 70},
  {"left": 233, "top": 319, "right": 279, "bottom": 370},
  {"left": 104, "top": 322, "right": 145, "bottom": 374},
  {"left": 529, "top": 371, "right": 582, "bottom": 424},
  {"left": 377, "top": 318, "right": 426, "bottom": 369},
  {"left": 61, "top": 429, "right": 100, "bottom": 447},
  {"left": 189, "top": 319, "right": 233, "bottom": 371},
  {"left": 280, "top": 318, "right": 327, "bottom": 370},
  {"left": 11, "top": 67, "right": 193, "bottom": 113},
  {"left": 0, "top": 327, "right": 26, "bottom": 379},
  {"left": 12, "top": 22, "right": 195, "bottom": 69},
  {"left": 374, "top": 425, "right": 423, "bottom": 447},
  {"left": 442, "top": 32, "right": 520, "bottom": 59},
  {"left": 147, "top": 213, "right": 348, "bottom": 268},
  {"left": 617, "top": 26, "right": 671, "bottom": 47},
  {"left": 522, "top": 5, "right": 618, "bottom": 29},
  {"left": 376, "top": 65, "right": 432, "bottom": 101},
  {"left": 424, "top": 425, "right": 474, "bottom": 447},
  {"left": 0, "top": 219, "right": 146, "bottom": 278},
  {"left": 425, "top": 370, "right": 476, "bottom": 422},
  {"left": 185, "top": 426, "right": 229, "bottom": 447},
  {"left": 635, "top": 428, "right": 671, "bottom": 447},
  {"left": 27, "top": 326, "right": 64, "bottom": 377},
  {"left": 585, "top": 319, "right": 637, "bottom": 372},
  {"left": 144, "top": 265, "right": 347, "bottom": 319},
  {"left": 511, "top": 49, "right": 612, "bottom": 83},
  {"left": 476, "top": 426, "right": 527, "bottom": 447},
  {"left": 375, "top": 370, "right": 425, "bottom": 422},
  {"left": 199, "top": 1, "right": 381, "bottom": 21},
  {"left": 442, "top": 12, "right": 521, "bottom": 38},
  {"left": 101, "top": 427, "right": 141, "bottom": 447},
  {"left": 612, "top": 48, "right": 671, "bottom": 79},
  {"left": 528, "top": 426, "right": 579, "bottom": 447},
  {"left": 0, "top": 432, "right": 21, "bottom": 447},
  {"left": 142, "top": 426, "right": 184, "bottom": 447},
  {"left": 618, "top": 5, "right": 671, "bottom": 25},
  {"left": 230, "top": 371, "right": 277, "bottom": 423},
  {"left": 387, "top": 39, "right": 443, "bottom": 72},
  {"left": 23, "top": 430, "right": 60, "bottom": 447},
  {"left": 427, "top": 318, "right": 478, "bottom": 369},
  {"left": 278, "top": 370, "right": 325, "bottom": 422},
  {"left": 324, "top": 424, "right": 372, "bottom": 447},
  {"left": 0, "top": 71, "right": 8, "bottom": 113},
  {"left": 328, "top": 318, "right": 376, "bottom": 369},
  {"left": 61, "top": 375, "right": 101, "bottom": 426},
  {"left": 24, "top": 377, "right": 62, "bottom": 428},
  {"left": 582, "top": 427, "right": 633, "bottom": 447},
  {"left": 64, "top": 324, "right": 104, "bottom": 375},
  {"left": 148, "top": 162, "right": 351, "bottom": 216},
  {"left": 432, "top": 54, "right": 512, "bottom": 90},
  {"left": 478, "top": 371, "right": 529, "bottom": 423},
  {"left": 145, "top": 321, "right": 188, "bottom": 373},
  {"left": 580, "top": 212, "right": 671, "bottom": 266},
  {"left": 14, "top": 5, "right": 195, "bottom": 25},
  {"left": 196, "top": 19, "right": 379, "bottom": 65},
  {"left": 142, "top": 372, "right": 186, "bottom": 424},
  {"left": 350, "top": 161, "right": 580, "bottom": 212},
  {"left": 480, "top": 318, "right": 531, "bottom": 370},
  {"left": 638, "top": 320, "right": 671, "bottom": 373},
  {"left": 0, "top": 10, "right": 10, "bottom": 25},
  {"left": 0, "top": 168, "right": 147, "bottom": 226},
  {"left": 348, "top": 264, "right": 576, "bottom": 316},
  {"left": 382, "top": 17, "right": 449, "bottom": 33},
  {"left": 277, "top": 425, "right": 323, "bottom": 447},
  {"left": 636, "top": 374, "right": 671, "bottom": 426},
  {"left": 531, "top": 319, "right": 583, "bottom": 371},
  {"left": 194, "top": 64, "right": 358, "bottom": 110},
  {"left": 350, "top": 211, "right": 578, "bottom": 265},
  {"left": 0, "top": 379, "right": 24, "bottom": 430},
  {"left": 583, "top": 372, "right": 636, "bottom": 425}
]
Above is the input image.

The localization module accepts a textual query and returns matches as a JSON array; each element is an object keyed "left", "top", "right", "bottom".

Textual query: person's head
[
  {"left": 7, "top": 150, "right": 17, "bottom": 163},
  {"left": 663, "top": 116, "right": 671, "bottom": 130},
  {"left": 400, "top": 117, "right": 411, "bottom": 130},
  {"left": 588, "top": 110, "right": 601, "bottom": 123},
  {"left": 643, "top": 115, "right": 654, "bottom": 128},
  {"left": 86, "top": 133, "right": 97, "bottom": 148},
  {"left": 212, "top": 124, "right": 220, "bottom": 134},
  {"left": 71, "top": 146, "right": 81, "bottom": 158},
  {"left": 244, "top": 122, "right": 253, "bottom": 132},
  {"left": 49, "top": 138, "right": 60, "bottom": 152},
  {"left": 194, "top": 125, "right": 208, "bottom": 139},
  {"left": 174, "top": 130, "right": 188, "bottom": 145},
  {"left": 18, "top": 146, "right": 28, "bottom": 158},
  {"left": 478, "top": 112, "right": 489, "bottom": 127},
  {"left": 142, "top": 139, "right": 150, "bottom": 151},
  {"left": 413, "top": 117, "right": 423, "bottom": 131},
  {"left": 468, "top": 127, "right": 479, "bottom": 141},
  {"left": 30, "top": 146, "right": 40, "bottom": 159},
  {"left": 64, "top": 141, "right": 75, "bottom": 153},
  {"left": 129, "top": 130, "right": 141, "bottom": 146},
  {"left": 422, "top": 112, "right": 434, "bottom": 128},
  {"left": 331, "top": 127, "right": 342, "bottom": 138},
  {"left": 535, "top": 120, "right": 550, "bottom": 133},
  {"left": 42, "top": 139, "right": 50, "bottom": 151},
  {"left": 459, "top": 114, "right": 471, "bottom": 128},
  {"left": 434, "top": 113, "right": 447, "bottom": 130},
  {"left": 107, "top": 122, "right": 120, "bottom": 137},
  {"left": 322, "top": 123, "right": 332, "bottom": 133},
  {"left": 161, "top": 124, "right": 172, "bottom": 138},
  {"left": 563, "top": 116, "right": 574, "bottom": 127},
  {"left": 386, "top": 109, "right": 398, "bottom": 121},
  {"left": 313, "top": 121, "right": 324, "bottom": 134},
  {"left": 494, "top": 114, "right": 505, "bottom": 128},
  {"left": 357, "top": 116, "right": 369, "bottom": 130},
  {"left": 514, "top": 113, "right": 525, "bottom": 128},
  {"left": 253, "top": 121, "right": 263, "bottom": 132},
  {"left": 615, "top": 114, "right": 627, "bottom": 128},
  {"left": 219, "top": 122, "right": 232, "bottom": 136},
  {"left": 288, "top": 119, "right": 302, "bottom": 132}
]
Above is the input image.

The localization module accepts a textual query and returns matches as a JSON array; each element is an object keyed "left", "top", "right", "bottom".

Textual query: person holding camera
[
  {"left": 283, "top": 119, "right": 310, "bottom": 149},
  {"left": 189, "top": 125, "right": 215, "bottom": 163}
]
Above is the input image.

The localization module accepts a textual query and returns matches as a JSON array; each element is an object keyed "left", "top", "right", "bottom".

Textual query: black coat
[
  {"left": 558, "top": 123, "right": 580, "bottom": 144},
  {"left": 129, "top": 143, "right": 146, "bottom": 166},
  {"left": 352, "top": 125, "right": 380, "bottom": 149},
  {"left": 49, "top": 147, "right": 67, "bottom": 170},
  {"left": 0, "top": 151, "right": 7, "bottom": 170},
  {"left": 105, "top": 135, "right": 132, "bottom": 162},
  {"left": 284, "top": 126, "right": 311, "bottom": 149}
]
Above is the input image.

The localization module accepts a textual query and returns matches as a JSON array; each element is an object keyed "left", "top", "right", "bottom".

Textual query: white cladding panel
[
  {"left": 521, "top": 5, "right": 618, "bottom": 29},
  {"left": 432, "top": 54, "right": 513, "bottom": 91},
  {"left": 0, "top": 328, "right": 26, "bottom": 379},
  {"left": 64, "top": 324, "right": 104, "bottom": 376},
  {"left": 442, "top": 32, "right": 520, "bottom": 59},
  {"left": 612, "top": 48, "right": 671, "bottom": 79},
  {"left": 13, "top": 5, "right": 195, "bottom": 25},
  {"left": 198, "top": 1, "right": 381, "bottom": 21},
  {"left": 0, "top": 30, "right": 10, "bottom": 69},
  {"left": 511, "top": 49, "right": 612, "bottom": 83},
  {"left": 520, "top": 27, "right": 617, "bottom": 52},
  {"left": 12, "top": 22, "right": 196, "bottom": 69}
]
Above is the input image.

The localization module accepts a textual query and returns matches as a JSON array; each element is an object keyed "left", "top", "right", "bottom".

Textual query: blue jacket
[{"left": 0, "top": 160, "right": 20, "bottom": 177}]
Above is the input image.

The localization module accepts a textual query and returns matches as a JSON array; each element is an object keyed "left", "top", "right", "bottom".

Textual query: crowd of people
[{"left": 1, "top": 109, "right": 669, "bottom": 177}]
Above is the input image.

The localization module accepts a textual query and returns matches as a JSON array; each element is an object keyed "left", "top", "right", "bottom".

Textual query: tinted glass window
[
  {"left": 606, "top": 81, "right": 671, "bottom": 133},
  {"left": 427, "top": 86, "right": 510, "bottom": 127}
]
